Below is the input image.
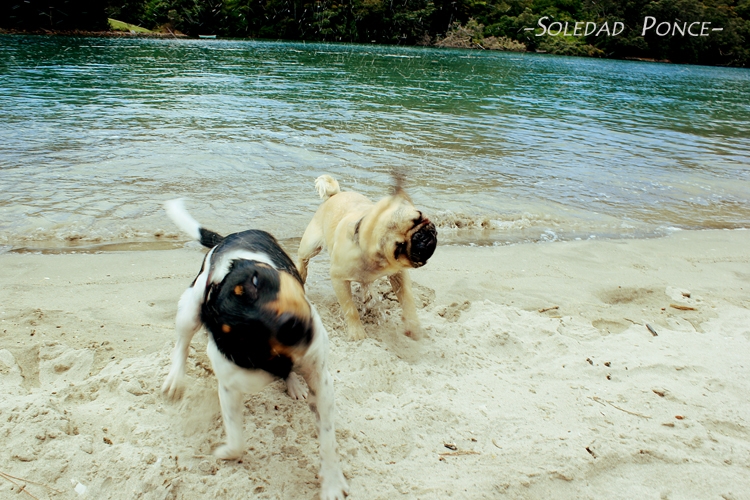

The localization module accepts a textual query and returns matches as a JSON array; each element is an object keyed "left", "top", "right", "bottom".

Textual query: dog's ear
[{"left": 390, "top": 168, "right": 411, "bottom": 201}]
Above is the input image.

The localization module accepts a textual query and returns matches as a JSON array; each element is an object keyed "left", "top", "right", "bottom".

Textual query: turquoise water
[{"left": 1, "top": 35, "right": 749, "bottom": 252}]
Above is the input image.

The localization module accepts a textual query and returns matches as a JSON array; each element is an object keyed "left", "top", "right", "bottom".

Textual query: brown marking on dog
[
  {"left": 264, "top": 272, "right": 312, "bottom": 323},
  {"left": 234, "top": 285, "right": 244, "bottom": 296},
  {"left": 222, "top": 324, "right": 231, "bottom": 333},
  {"left": 268, "top": 337, "right": 306, "bottom": 363}
]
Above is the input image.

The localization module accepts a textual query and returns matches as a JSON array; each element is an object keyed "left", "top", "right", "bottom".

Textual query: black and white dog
[{"left": 161, "top": 199, "right": 348, "bottom": 500}]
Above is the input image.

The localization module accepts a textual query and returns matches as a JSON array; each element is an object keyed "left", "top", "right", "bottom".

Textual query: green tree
[{"left": 1, "top": 0, "right": 108, "bottom": 30}]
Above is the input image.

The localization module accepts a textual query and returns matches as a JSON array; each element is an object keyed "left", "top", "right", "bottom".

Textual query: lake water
[{"left": 1, "top": 35, "right": 749, "bottom": 253}]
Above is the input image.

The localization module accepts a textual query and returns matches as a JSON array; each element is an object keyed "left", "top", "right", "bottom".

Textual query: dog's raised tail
[
  {"left": 315, "top": 175, "right": 340, "bottom": 201},
  {"left": 164, "top": 199, "right": 224, "bottom": 248}
]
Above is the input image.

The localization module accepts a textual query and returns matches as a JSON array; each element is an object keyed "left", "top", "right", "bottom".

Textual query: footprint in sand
[{"left": 437, "top": 300, "right": 471, "bottom": 322}]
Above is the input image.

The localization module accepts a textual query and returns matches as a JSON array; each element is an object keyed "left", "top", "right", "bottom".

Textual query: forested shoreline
[{"left": 2, "top": 0, "right": 748, "bottom": 67}]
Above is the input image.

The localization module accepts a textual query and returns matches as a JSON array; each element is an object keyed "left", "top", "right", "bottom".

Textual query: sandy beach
[{"left": 1, "top": 229, "right": 749, "bottom": 499}]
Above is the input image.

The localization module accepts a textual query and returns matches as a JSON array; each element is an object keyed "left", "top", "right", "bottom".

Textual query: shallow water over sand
[{"left": 1, "top": 35, "right": 749, "bottom": 252}]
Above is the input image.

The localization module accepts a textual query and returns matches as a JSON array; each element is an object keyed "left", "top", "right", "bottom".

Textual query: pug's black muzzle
[{"left": 409, "top": 222, "right": 437, "bottom": 267}]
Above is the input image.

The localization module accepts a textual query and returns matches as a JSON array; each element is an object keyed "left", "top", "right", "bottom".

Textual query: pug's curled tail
[
  {"left": 315, "top": 175, "right": 340, "bottom": 201},
  {"left": 164, "top": 198, "right": 225, "bottom": 248}
]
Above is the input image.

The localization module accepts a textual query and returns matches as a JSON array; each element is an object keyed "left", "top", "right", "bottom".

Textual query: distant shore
[
  {"left": 0, "top": 28, "right": 187, "bottom": 38},
  {"left": 0, "top": 28, "right": 678, "bottom": 65}
]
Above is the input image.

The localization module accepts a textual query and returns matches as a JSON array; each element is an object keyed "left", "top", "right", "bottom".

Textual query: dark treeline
[{"left": 2, "top": 0, "right": 749, "bottom": 67}]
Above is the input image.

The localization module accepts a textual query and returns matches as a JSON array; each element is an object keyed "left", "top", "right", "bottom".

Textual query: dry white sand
[{"left": 1, "top": 229, "right": 749, "bottom": 499}]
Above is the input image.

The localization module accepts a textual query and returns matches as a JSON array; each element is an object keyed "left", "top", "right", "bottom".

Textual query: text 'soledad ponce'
[{"left": 531, "top": 16, "right": 724, "bottom": 37}]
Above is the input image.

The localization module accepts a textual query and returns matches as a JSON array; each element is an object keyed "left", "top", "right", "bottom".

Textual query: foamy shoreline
[{"left": 1, "top": 229, "right": 749, "bottom": 498}]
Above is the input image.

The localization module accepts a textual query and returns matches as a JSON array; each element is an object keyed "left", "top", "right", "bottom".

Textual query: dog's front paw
[
  {"left": 403, "top": 320, "right": 424, "bottom": 340},
  {"left": 161, "top": 371, "right": 186, "bottom": 400},
  {"left": 347, "top": 324, "right": 367, "bottom": 341},
  {"left": 404, "top": 330, "right": 421, "bottom": 340},
  {"left": 320, "top": 467, "right": 349, "bottom": 500},
  {"left": 286, "top": 372, "right": 308, "bottom": 400},
  {"left": 214, "top": 444, "right": 243, "bottom": 460}
]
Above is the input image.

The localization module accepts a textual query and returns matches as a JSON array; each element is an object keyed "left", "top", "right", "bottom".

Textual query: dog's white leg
[
  {"left": 214, "top": 381, "right": 246, "bottom": 460},
  {"left": 162, "top": 279, "right": 205, "bottom": 399},
  {"left": 331, "top": 278, "right": 366, "bottom": 340},
  {"left": 286, "top": 371, "right": 308, "bottom": 400},
  {"left": 207, "top": 339, "right": 248, "bottom": 460},
  {"left": 207, "top": 339, "right": 274, "bottom": 461},
  {"left": 388, "top": 271, "right": 423, "bottom": 340},
  {"left": 298, "top": 341, "right": 349, "bottom": 499}
]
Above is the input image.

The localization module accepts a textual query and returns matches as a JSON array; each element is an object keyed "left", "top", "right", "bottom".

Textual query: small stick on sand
[
  {"left": 670, "top": 304, "right": 696, "bottom": 311},
  {"left": 592, "top": 396, "right": 651, "bottom": 419},
  {"left": 0, "top": 469, "right": 63, "bottom": 495},
  {"left": 0, "top": 471, "right": 41, "bottom": 500},
  {"left": 608, "top": 401, "right": 651, "bottom": 419},
  {"left": 646, "top": 323, "right": 658, "bottom": 336},
  {"left": 538, "top": 306, "right": 559, "bottom": 313},
  {"left": 439, "top": 450, "right": 481, "bottom": 457}
]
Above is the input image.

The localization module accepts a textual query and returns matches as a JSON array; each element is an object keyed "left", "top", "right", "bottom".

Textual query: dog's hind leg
[
  {"left": 388, "top": 271, "right": 423, "bottom": 340},
  {"left": 297, "top": 222, "right": 324, "bottom": 284}
]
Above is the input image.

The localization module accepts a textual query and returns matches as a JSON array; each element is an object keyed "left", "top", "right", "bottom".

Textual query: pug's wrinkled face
[{"left": 371, "top": 196, "right": 438, "bottom": 269}]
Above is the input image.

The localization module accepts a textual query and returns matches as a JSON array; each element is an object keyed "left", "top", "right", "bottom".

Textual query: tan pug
[{"left": 297, "top": 174, "right": 438, "bottom": 340}]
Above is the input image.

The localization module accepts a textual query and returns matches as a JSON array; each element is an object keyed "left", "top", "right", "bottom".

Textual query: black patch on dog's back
[
  {"left": 201, "top": 259, "right": 312, "bottom": 379},
  {"left": 212, "top": 230, "right": 304, "bottom": 285}
]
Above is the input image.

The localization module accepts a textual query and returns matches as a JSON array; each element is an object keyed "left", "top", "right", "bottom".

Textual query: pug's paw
[{"left": 347, "top": 323, "right": 367, "bottom": 341}]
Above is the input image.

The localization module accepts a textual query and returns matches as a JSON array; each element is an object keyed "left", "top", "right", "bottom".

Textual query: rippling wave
[{"left": 1, "top": 36, "right": 749, "bottom": 252}]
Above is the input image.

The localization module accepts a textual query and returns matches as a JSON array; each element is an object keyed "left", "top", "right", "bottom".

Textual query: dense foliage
[
  {"left": 2, "top": 0, "right": 749, "bottom": 66},
  {"left": 1, "top": 0, "right": 109, "bottom": 31}
]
